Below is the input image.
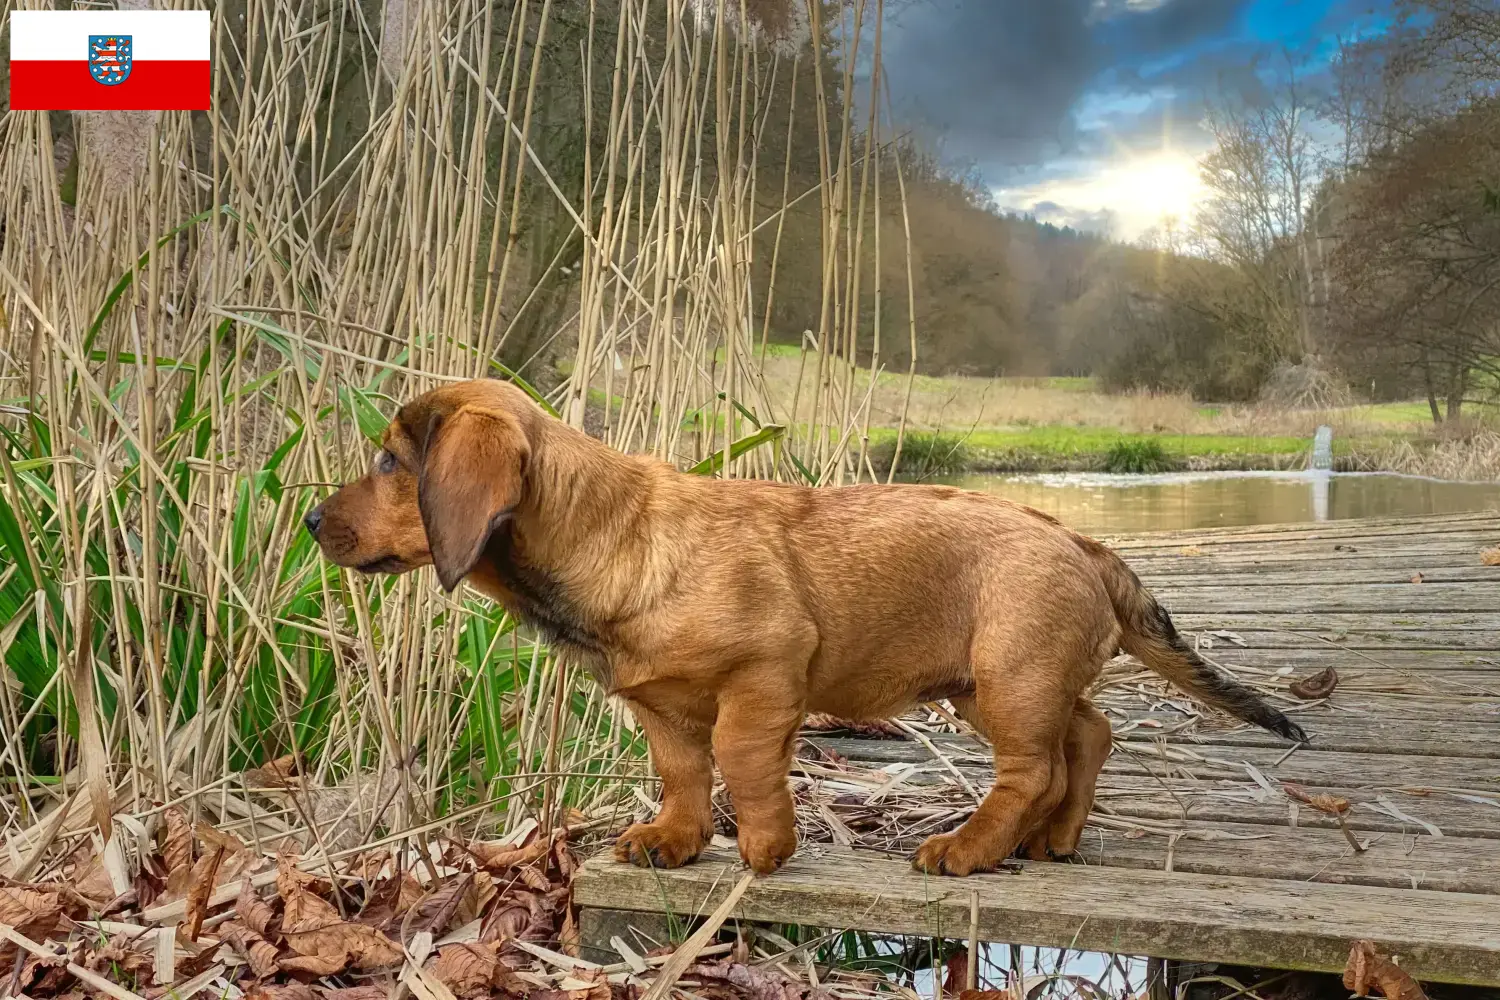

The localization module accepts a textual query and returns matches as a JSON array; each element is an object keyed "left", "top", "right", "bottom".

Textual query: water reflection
[{"left": 932, "top": 470, "right": 1500, "bottom": 536}]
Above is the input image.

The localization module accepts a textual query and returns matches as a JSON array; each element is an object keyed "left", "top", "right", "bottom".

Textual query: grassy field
[{"left": 725, "top": 350, "right": 1478, "bottom": 475}]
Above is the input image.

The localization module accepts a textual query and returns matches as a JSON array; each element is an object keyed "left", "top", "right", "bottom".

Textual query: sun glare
[
  {"left": 1101, "top": 153, "right": 1205, "bottom": 228},
  {"left": 998, "top": 150, "right": 1208, "bottom": 241}
]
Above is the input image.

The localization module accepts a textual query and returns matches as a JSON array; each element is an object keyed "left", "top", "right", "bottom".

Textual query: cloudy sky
[{"left": 875, "top": 0, "right": 1394, "bottom": 240}]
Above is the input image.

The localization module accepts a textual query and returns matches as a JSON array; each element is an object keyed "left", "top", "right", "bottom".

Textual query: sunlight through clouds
[{"left": 994, "top": 150, "right": 1207, "bottom": 240}]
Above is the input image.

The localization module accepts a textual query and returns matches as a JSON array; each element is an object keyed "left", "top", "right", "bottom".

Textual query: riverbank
[{"left": 865, "top": 424, "right": 1500, "bottom": 479}]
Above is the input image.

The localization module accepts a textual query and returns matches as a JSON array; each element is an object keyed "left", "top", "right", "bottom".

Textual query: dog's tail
[{"left": 1078, "top": 535, "right": 1307, "bottom": 743}]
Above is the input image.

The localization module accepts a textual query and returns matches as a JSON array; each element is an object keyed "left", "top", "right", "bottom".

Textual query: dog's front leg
[
  {"left": 713, "top": 674, "right": 803, "bottom": 875},
  {"left": 614, "top": 704, "right": 714, "bottom": 869}
]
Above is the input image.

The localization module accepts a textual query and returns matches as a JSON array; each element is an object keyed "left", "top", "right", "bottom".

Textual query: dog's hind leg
[
  {"left": 614, "top": 704, "right": 715, "bottom": 869},
  {"left": 1020, "top": 697, "right": 1112, "bottom": 860},
  {"left": 913, "top": 631, "right": 1079, "bottom": 876}
]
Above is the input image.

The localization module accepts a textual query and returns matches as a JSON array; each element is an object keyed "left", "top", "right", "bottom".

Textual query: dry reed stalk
[{"left": 0, "top": 0, "right": 903, "bottom": 881}]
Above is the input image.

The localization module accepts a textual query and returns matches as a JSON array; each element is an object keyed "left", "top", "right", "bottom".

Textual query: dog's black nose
[{"left": 304, "top": 506, "right": 324, "bottom": 536}]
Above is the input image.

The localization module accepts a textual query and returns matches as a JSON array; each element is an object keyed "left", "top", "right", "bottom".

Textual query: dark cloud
[{"left": 873, "top": 0, "right": 1264, "bottom": 183}]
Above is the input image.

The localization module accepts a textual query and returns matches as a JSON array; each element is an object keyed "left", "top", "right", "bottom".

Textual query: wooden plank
[
  {"left": 1085, "top": 775, "right": 1500, "bottom": 840},
  {"left": 1105, "top": 517, "right": 1500, "bottom": 549},
  {"left": 1152, "top": 583, "right": 1499, "bottom": 613},
  {"left": 1142, "top": 566, "right": 1500, "bottom": 586},
  {"left": 806, "top": 735, "right": 1500, "bottom": 791},
  {"left": 1169, "top": 612, "right": 1500, "bottom": 633},
  {"left": 1063, "top": 821, "right": 1499, "bottom": 894},
  {"left": 1130, "top": 552, "right": 1500, "bottom": 577},
  {"left": 1173, "top": 628, "right": 1500, "bottom": 650},
  {"left": 1111, "top": 647, "right": 1498, "bottom": 668},
  {"left": 1103, "top": 511, "right": 1500, "bottom": 539},
  {"left": 573, "top": 847, "right": 1500, "bottom": 985},
  {"left": 1098, "top": 708, "right": 1500, "bottom": 758}
]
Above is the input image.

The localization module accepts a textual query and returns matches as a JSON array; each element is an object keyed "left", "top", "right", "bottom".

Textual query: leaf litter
[{"left": 0, "top": 812, "right": 856, "bottom": 1000}]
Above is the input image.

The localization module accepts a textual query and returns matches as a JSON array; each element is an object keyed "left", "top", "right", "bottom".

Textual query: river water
[{"left": 929, "top": 470, "right": 1500, "bottom": 535}]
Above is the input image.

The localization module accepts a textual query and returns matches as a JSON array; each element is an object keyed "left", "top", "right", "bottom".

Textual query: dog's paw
[
  {"left": 613, "top": 821, "right": 708, "bottom": 869},
  {"left": 737, "top": 824, "right": 798, "bottom": 875},
  {"left": 912, "top": 831, "right": 1005, "bottom": 876}
]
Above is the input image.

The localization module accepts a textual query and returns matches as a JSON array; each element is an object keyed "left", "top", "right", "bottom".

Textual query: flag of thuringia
[{"left": 9, "top": 10, "right": 210, "bottom": 112}]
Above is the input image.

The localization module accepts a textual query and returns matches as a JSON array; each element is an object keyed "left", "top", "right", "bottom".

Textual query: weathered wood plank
[
  {"left": 1086, "top": 775, "right": 1500, "bottom": 839},
  {"left": 1170, "top": 612, "right": 1500, "bottom": 633},
  {"left": 1103, "top": 511, "right": 1500, "bottom": 539},
  {"left": 1065, "top": 821, "right": 1498, "bottom": 894},
  {"left": 1105, "top": 517, "right": 1500, "bottom": 549},
  {"left": 573, "top": 847, "right": 1500, "bottom": 985},
  {"left": 1111, "top": 646, "right": 1498, "bottom": 669},
  {"left": 1152, "top": 583, "right": 1499, "bottom": 613},
  {"left": 806, "top": 735, "right": 1500, "bottom": 791},
  {"left": 1098, "top": 708, "right": 1498, "bottom": 757},
  {"left": 1141, "top": 566, "right": 1500, "bottom": 586},
  {"left": 1174, "top": 628, "right": 1500, "bottom": 650}
]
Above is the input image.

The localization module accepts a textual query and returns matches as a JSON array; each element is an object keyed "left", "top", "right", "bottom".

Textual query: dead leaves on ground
[
  {"left": 1344, "top": 940, "right": 1428, "bottom": 1000},
  {"left": 4, "top": 814, "right": 592, "bottom": 999}
]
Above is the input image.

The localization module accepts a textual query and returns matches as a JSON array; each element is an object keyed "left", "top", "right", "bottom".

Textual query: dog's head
[{"left": 305, "top": 379, "right": 535, "bottom": 591}]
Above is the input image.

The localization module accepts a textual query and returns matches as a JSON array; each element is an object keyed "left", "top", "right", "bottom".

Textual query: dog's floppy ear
[{"left": 416, "top": 406, "right": 531, "bottom": 591}]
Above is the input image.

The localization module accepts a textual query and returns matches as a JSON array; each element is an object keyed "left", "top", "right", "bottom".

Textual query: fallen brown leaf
[
  {"left": 1344, "top": 940, "right": 1427, "bottom": 1000},
  {"left": 68, "top": 850, "right": 116, "bottom": 903},
  {"left": 161, "top": 806, "right": 193, "bottom": 874},
  {"left": 278, "top": 952, "right": 351, "bottom": 977},
  {"left": 400, "top": 872, "right": 473, "bottom": 941},
  {"left": 1288, "top": 666, "right": 1339, "bottom": 700},
  {"left": 195, "top": 821, "right": 249, "bottom": 856},
  {"left": 221, "top": 920, "right": 281, "bottom": 978},
  {"left": 454, "top": 871, "right": 496, "bottom": 928},
  {"left": 236, "top": 880, "right": 279, "bottom": 938},
  {"left": 480, "top": 898, "right": 534, "bottom": 944},
  {"left": 1480, "top": 547, "right": 1500, "bottom": 567},
  {"left": 518, "top": 863, "right": 552, "bottom": 893},
  {"left": 0, "top": 887, "right": 64, "bottom": 940},
  {"left": 467, "top": 838, "right": 552, "bottom": 871},
  {"left": 316, "top": 988, "right": 393, "bottom": 1000},
  {"left": 180, "top": 844, "right": 228, "bottom": 942},
  {"left": 355, "top": 870, "right": 424, "bottom": 930},
  {"left": 275, "top": 849, "right": 321, "bottom": 902},
  {"left": 244, "top": 984, "right": 317, "bottom": 1000},
  {"left": 428, "top": 942, "right": 505, "bottom": 998},
  {"left": 558, "top": 904, "right": 580, "bottom": 958},
  {"left": 282, "top": 887, "right": 403, "bottom": 973}
]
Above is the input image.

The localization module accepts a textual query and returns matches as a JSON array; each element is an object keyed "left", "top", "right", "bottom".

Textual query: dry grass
[
  {"left": 754, "top": 354, "right": 1457, "bottom": 440},
  {"left": 1353, "top": 428, "right": 1500, "bottom": 481},
  {"left": 0, "top": 0, "right": 908, "bottom": 932}
]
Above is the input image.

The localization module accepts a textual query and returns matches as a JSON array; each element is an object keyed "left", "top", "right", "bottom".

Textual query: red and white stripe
[{"left": 9, "top": 10, "right": 210, "bottom": 111}]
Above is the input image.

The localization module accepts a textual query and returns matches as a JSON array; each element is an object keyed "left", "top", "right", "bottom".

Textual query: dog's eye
[{"left": 375, "top": 451, "right": 398, "bottom": 474}]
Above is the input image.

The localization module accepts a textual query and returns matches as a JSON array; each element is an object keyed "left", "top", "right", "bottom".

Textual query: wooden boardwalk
[{"left": 575, "top": 511, "right": 1500, "bottom": 987}]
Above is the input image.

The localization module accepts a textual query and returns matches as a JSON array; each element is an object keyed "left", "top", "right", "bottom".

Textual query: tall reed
[{"left": 0, "top": 0, "right": 908, "bottom": 867}]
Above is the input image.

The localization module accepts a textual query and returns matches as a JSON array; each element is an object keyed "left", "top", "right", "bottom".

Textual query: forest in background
[{"left": 754, "top": 0, "right": 1500, "bottom": 421}]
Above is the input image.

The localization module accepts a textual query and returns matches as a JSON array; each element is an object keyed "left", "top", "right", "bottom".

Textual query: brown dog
[{"left": 306, "top": 379, "right": 1306, "bottom": 876}]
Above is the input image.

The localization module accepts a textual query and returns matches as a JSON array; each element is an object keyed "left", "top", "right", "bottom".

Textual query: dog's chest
[{"left": 482, "top": 533, "right": 613, "bottom": 686}]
